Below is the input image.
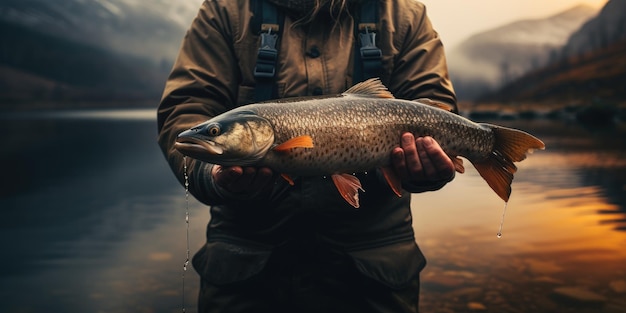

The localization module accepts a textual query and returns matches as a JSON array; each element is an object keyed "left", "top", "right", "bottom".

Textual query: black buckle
[
  {"left": 359, "top": 28, "right": 382, "bottom": 60},
  {"left": 254, "top": 29, "right": 278, "bottom": 78},
  {"left": 359, "top": 27, "right": 382, "bottom": 74}
]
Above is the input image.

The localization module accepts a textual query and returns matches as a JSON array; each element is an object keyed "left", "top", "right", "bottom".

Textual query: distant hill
[
  {"left": 0, "top": 21, "right": 169, "bottom": 109},
  {"left": 447, "top": 5, "right": 599, "bottom": 100},
  {"left": 563, "top": 0, "right": 626, "bottom": 56},
  {"left": 0, "top": 0, "right": 202, "bottom": 62},
  {"left": 477, "top": 39, "right": 626, "bottom": 105},
  {"left": 477, "top": 0, "right": 626, "bottom": 106},
  {"left": 0, "top": 0, "right": 202, "bottom": 109}
]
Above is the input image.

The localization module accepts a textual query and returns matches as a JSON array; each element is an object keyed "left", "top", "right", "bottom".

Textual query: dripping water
[
  {"left": 496, "top": 201, "right": 508, "bottom": 239},
  {"left": 182, "top": 156, "right": 191, "bottom": 313}
]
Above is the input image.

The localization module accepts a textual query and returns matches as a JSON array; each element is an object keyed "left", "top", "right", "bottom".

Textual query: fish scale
[
  {"left": 254, "top": 95, "right": 493, "bottom": 175},
  {"left": 175, "top": 78, "right": 545, "bottom": 208}
]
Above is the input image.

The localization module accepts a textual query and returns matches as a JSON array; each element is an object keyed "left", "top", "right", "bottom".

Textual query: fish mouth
[{"left": 174, "top": 136, "right": 224, "bottom": 156}]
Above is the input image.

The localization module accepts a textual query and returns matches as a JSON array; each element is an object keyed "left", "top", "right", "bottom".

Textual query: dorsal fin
[
  {"left": 415, "top": 98, "right": 455, "bottom": 112},
  {"left": 344, "top": 78, "right": 394, "bottom": 99}
]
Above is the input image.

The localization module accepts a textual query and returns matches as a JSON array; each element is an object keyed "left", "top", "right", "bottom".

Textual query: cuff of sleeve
[
  {"left": 402, "top": 172, "right": 455, "bottom": 193},
  {"left": 189, "top": 162, "right": 225, "bottom": 205},
  {"left": 201, "top": 164, "right": 265, "bottom": 203}
]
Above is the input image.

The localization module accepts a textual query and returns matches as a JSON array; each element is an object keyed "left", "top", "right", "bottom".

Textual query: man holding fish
[{"left": 157, "top": 0, "right": 541, "bottom": 312}]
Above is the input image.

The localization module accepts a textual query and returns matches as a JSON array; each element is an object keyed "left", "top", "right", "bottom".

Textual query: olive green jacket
[{"left": 157, "top": 0, "right": 456, "bottom": 288}]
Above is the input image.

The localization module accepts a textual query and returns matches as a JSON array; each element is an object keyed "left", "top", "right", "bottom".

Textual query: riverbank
[{"left": 461, "top": 100, "right": 626, "bottom": 124}]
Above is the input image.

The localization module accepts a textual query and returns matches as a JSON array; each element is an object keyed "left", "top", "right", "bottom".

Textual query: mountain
[
  {"left": 476, "top": 0, "right": 626, "bottom": 107},
  {"left": 0, "top": 21, "right": 169, "bottom": 108},
  {"left": 477, "top": 39, "right": 626, "bottom": 105},
  {"left": 563, "top": 0, "right": 626, "bottom": 57},
  {"left": 0, "top": 0, "right": 203, "bottom": 62},
  {"left": 447, "top": 5, "right": 599, "bottom": 100},
  {"left": 0, "top": 0, "right": 203, "bottom": 108}
]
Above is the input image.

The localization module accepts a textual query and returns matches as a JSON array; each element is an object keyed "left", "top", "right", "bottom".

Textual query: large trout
[{"left": 175, "top": 78, "right": 545, "bottom": 208}]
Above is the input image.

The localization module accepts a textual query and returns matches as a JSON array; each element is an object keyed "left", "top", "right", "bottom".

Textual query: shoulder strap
[
  {"left": 251, "top": 0, "right": 380, "bottom": 98},
  {"left": 353, "top": 0, "right": 382, "bottom": 84},
  {"left": 252, "top": 0, "right": 284, "bottom": 102}
]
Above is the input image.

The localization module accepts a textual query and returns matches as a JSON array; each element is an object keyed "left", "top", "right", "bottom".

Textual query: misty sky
[{"left": 420, "top": 0, "right": 608, "bottom": 48}]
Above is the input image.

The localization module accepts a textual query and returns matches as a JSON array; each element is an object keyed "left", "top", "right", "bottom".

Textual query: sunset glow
[{"left": 420, "top": 0, "right": 609, "bottom": 47}]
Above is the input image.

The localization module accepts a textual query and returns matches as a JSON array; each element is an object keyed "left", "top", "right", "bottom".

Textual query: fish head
[{"left": 174, "top": 111, "right": 275, "bottom": 166}]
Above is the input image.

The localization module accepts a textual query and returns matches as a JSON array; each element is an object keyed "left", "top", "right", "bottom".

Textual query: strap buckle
[
  {"left": 254, "top": 28, "right": 278, "bottom": 78},
  {"left": 359, "top": 26, "right": 382, "bottom": 73}
]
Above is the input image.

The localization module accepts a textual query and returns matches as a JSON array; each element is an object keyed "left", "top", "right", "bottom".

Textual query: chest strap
[
  {"left": 252, "top": 0, "right": 284, "bottom": 102},
  {"left": 252, "top": 0, "right": 381, "bottom": 101},
  {"left": 354, "top": 0, "right": 382, "bottom": 83}
]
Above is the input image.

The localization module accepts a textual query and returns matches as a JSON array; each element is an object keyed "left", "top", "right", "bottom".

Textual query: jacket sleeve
[
  {"left": 157, "top": 1, "right": 240, "bottom": 205},
  {"left": 384, "top": 0, "right": 457, "bottom": 113}
]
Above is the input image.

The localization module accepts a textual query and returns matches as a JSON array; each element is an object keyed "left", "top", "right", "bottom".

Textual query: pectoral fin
[
  {"left": 273, "top": 135, "right": 314, "bottom": 152},
  {"left": 331, "top": 174, "right": 364, "bottom": 209},
  {"left": 381, "top": 167, "right": 403, "bottom": 197},
  {"left": 281, "top": 174, "right": 295, "bottom": 186},
  {"left": 453, "top": 157, "right": 465, "bottom": 174}
]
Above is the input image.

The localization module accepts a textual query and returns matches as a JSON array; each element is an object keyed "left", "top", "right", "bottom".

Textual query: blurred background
[{"left": 0, "top": 0, "right": 624, "bottom": 312}]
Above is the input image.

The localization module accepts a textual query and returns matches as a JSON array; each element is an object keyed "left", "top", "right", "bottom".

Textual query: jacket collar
[{"left": 266, "top": 0, "right": 365, "bottom": 18}]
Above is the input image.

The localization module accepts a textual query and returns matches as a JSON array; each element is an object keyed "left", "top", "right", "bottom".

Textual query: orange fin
[
  {"left": 415, "top": 98, "right": 455, "bottom": 112},
  {"left": 380, "top": 167, "right": 402, "bottom": 197},
  {"left": 344, "top": 78, "right": 394, "bottom": 99},
  {"left": 273, "top": 135, "right": 314, "bottom": 152},
  {"left": 472, "top": 160, "right": 514, "bottom": 202},
  {"left": 482, "top": 123, "right": 545, "bottom": 162},
  {"left": 453, "top": 157, "right": 465, "bottom": 174},
  {"left": 331, "top": 174, "right": 364, "bottom": 208},
  {"left": 281, "top": 174, "right": 295, "bottom": 186},
  {"left": 472, "top": 124, "right": 545, "bottom": 202}
]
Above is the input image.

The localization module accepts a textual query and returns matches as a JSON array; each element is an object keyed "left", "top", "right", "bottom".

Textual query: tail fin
[{"left": 472, "top": 124, "right": 545, "bottom": 202}]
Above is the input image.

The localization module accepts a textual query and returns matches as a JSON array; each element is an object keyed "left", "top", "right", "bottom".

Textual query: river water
[{"left": 0, "top": 109, "right": 624, "bottom": 313}]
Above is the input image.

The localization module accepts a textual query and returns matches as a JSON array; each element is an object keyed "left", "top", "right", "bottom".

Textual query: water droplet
[
  {"left": 181, "top": 156, "right": 191, "bottom": 313},
  {"left": 497, "top": 202, "right": 508, "bottom": 239}
]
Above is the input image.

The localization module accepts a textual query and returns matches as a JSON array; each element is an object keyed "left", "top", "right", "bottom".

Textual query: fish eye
[{"left": 207, "top": 124, "right": 220, "bottom": 136}]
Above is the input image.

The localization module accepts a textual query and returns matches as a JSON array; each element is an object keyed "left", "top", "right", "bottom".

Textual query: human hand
[
  {"left": 391, "top": 133, "right": 456, "bottom": 184},
  {"left": 211, "top": 165, "right": 275, "bottom": 194}
]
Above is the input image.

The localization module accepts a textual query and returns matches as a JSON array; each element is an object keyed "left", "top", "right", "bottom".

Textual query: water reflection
[
  {"left": 0, "top": 111, "right": 625, "bottom": 312},
  {"left": 413, "top": 119, "right": 626, "bottom": 312},
  {"left": 0, "top": 110, "right": 206, "bottom": 312}
]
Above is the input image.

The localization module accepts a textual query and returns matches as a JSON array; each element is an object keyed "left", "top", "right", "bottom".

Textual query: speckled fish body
[
  {"left": 248, "top": 95, "right": 491, "bottom": 175},
  {"left": 175, "top": 79, "right": 545, "bottom": 207}
]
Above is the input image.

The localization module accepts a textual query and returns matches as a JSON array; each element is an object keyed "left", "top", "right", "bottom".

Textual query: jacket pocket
[
  {"left": 347, "top": 240, "right": 426, "bottom": 290},
  {"left": 192, "top": 240, "right": 272, "bottom": 286}
]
